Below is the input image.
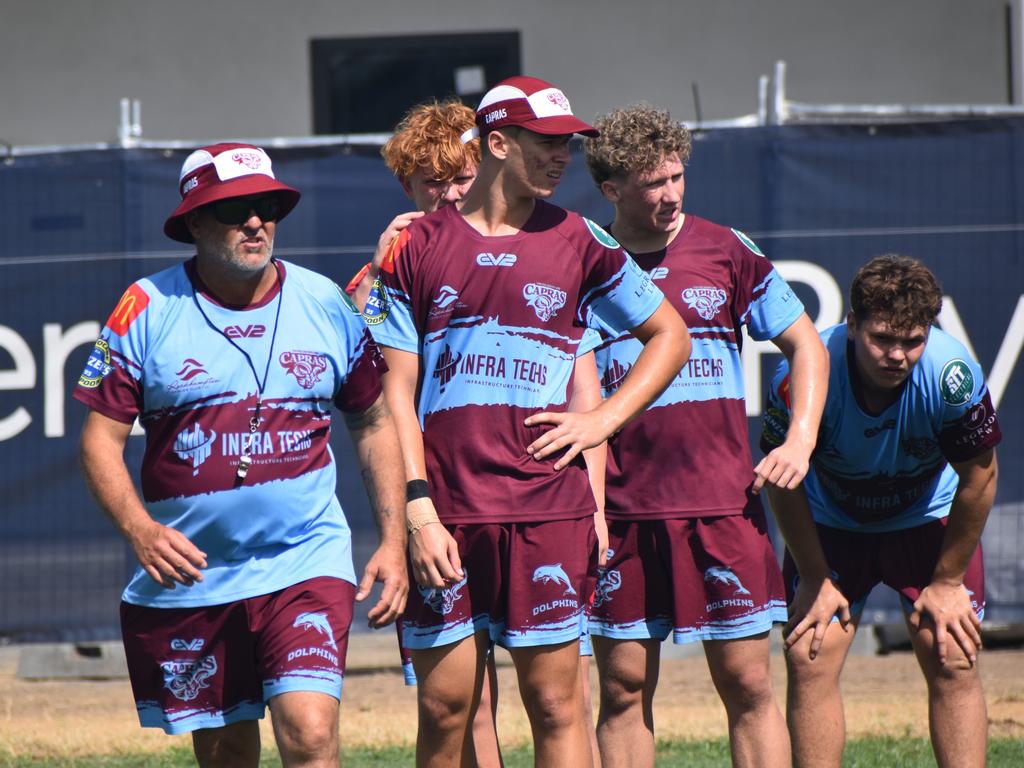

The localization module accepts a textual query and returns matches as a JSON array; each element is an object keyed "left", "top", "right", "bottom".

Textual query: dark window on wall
[{"left": 311, "top": 31, "right": 521, "bottom": 134}]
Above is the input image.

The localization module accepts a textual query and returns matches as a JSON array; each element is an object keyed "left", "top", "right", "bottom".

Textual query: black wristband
[{"left": 406, "top": 479, "right": 430, "bottom": 503}]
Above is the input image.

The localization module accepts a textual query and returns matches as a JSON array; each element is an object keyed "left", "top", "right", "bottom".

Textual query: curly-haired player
[
  {"left": 347, "top": 99, "right": 480, "bottom": 310},
  {"left": 585, "top": 105, "right": 828, "bottom": 768},
  {"left": 764, "top": 255, "right": 1000, "bottom": 768}
]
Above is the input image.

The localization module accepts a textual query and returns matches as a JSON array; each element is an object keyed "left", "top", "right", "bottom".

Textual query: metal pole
[
  {"left": 757, "top": 74, "right": 769, "bottom": 126},
  {"left": 1012, "top": 0, "right": 1024, "bottom": 104},
  {"left": 117, "top": 98, "right": 131, "bottom": 146},
  {"left": 773, "top": 60, "right": 788, "bottom": 125},
  {"left": 131, "top": 99, "right": 142, "bottom": 138}
]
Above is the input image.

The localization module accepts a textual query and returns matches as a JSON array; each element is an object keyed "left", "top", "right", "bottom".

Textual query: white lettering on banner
[
  {"left": 742, "top": 261, "right": 843, "bottom": 417},
  {"left": 0, "top": 325, "right": 37, "bottom": 441},
  {"left": 44, "top": 322, "right": 99, "bottom": 437},
  {"left": 741, "top": 261, "right": 1023, "bottom": 416}
]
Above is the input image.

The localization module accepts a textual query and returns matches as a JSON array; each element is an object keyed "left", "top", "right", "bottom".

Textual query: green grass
[{"left": 1, "top": 738, "right": 1022, "bottom": 767}]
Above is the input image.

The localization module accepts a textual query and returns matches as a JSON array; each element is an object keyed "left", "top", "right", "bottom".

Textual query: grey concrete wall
[{"left": 0, "top": 0, "right": 1010, "bottom": 146}]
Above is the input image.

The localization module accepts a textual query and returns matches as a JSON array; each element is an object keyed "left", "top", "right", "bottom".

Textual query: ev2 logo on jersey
[{"left": 476, "top": 252, "right": 517, "bottom": 267}]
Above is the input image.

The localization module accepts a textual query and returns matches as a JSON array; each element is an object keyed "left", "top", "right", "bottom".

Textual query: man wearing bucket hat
[
  {"left": 75, "top": 143, "right": 407, "bottom": 766},
  {"left": 364, "top": 76, "right": 691, "bottom": 765}
]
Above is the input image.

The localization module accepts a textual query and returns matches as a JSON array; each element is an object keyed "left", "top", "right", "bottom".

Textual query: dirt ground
[{"left": 1, "top": 634, "right": 1022, "bottom": 759}]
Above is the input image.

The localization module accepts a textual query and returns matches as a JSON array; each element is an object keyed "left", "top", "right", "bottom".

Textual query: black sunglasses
[{"left": 208, "top": 196, "right": 281, "bottom": 226}]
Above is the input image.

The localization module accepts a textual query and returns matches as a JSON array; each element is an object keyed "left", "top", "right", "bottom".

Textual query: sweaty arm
[
  {"left": 79, "top": 409, "right": 207, "bottom": 589},
  {"left": 343, "top": 393, "right": 409, "bottom": 627},
  {"left": 911, "top": 448, "right": 998, "bottom": 665},
  {"left": 380, "top": 346, "right": 463, "bottom": 589},
  {"left": 571, "top": 351, "right": 608, "bottom": 566},
  {"left": 766, "top": 483, "right": 851, "bottom": 659},
  {"left": 753, "top": 313, "right": 829, "bottom": 492},
  {"left": 525, "top": 299, "right": 691, "bottom": 469}
]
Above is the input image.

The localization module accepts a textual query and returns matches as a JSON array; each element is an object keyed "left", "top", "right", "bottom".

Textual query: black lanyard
[{"left": 191, "top": 261, "right": 284, "bottom": 481}]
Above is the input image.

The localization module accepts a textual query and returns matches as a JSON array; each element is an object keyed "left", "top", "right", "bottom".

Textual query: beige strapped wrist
[
  {"left": 406, "top": 479, "right": 439, "bottom": 533},
  {"left": 407, "top": 505, "right": 441, "bottom": 534}
]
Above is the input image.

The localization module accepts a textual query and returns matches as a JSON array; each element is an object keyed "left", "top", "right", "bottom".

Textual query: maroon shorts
[
  {"left": 120, "top": 576, "right": 354, "bottom": 734},
  {"left": 402, "top": 517, "right": 597, "bottom": 650},
  {"left": 782, "top": 517, "right": 986, "bottom": 619},
  {"left": 589, "top": 514, "right": 787, "bottom": 643}
]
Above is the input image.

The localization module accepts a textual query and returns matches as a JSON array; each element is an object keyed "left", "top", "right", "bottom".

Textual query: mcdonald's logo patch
[{"left": 105, "top": 284, "right": 150, "bottom": 337}]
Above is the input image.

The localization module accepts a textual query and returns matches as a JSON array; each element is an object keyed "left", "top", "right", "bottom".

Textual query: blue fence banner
[{"left": 1, "top": 119, "right": 1021, "bottom": 640}]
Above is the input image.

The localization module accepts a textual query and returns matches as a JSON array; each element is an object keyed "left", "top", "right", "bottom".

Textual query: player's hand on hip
[
  {"left": 524, "top": 410, "right": 613, "bottom": 471},
  {"left": 784, "top": 576, "right": 851, "bottom": 660},
  {"left": 128, "top": 519, "right": 207, "bottom": 589},
  {"left": 752, "top": 439, "right": 812, "bottom": 493},
  {"left": 372, "top": 211, "right": 424, "bottom": 269},
  {"left": 909, "top": 581, "right": 982, "bottom": 666},
  {"left": 409, "top": 517, "right": 463, "bottom": 589},
  {"left": 357, "top": 542, "right": 409, "bottom": 629}
]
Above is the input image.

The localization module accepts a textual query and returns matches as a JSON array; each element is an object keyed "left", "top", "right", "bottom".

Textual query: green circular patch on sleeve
[
  {"left": 731, "top": 228, "right": 765, "bottom": 256},
  {"left": 940, "top": 359, "right": 974, "bottom": 405}
]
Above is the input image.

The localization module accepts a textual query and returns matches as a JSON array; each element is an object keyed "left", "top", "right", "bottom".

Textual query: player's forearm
[
  {"left": 379, "top": 352, "right": 430, "bottom": 482},
  {"left": 80, "top": 424, "right": 155, "bottom": 545},
  {"left": 932, "top": 454, "right": 998, "bottom": 585},
  {"left": 345, "top": 398, "right": 407, "bottom": 550},
  {"left": 595, "top": 304, "right": 690, "bottom": 434},
  {"left": 766, "top": 485, "right": 832, "bottom": 582},
  {"left": 571, "top": 352, "right": 607, "bottom": 508},
  {"left": 779, "top": 317, "right": 829, "bottom": 450}
]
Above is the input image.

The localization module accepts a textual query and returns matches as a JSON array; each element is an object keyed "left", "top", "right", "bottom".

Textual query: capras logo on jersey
[
  {"left": 900, "top": 436, "right": 937, "bottom": 459},
  {"left": 174, "top": 423, "right": 217, "bottom": 476},
  {"left": 420, "top": 573, "right": 468, "bottom": 615},
  {"left": 864, "top": 418, "right": 897, "bottom": 438},
  {"left": 532, "top": 564, "right": 577, "bottom": 595},
  {"left": 649, "top": 267, "right": 669, "bottom": 280},
  {"left": 161, "top": 656, "right": 217, "bottom": 702},
  {"left": 280, "top": 351, "right": 329, "bottom": 389},
  {"left": 224, "top": 324, "right": 266, "bottom": 338},
  {"left": 682, "top": 287, "right": 728, "bottom": 321},
  {"left": 523, "top": 283, "right": 567, "bottom": 322},
  {"left": 476, "top": 252, "right": 518, "bottom": 267}
]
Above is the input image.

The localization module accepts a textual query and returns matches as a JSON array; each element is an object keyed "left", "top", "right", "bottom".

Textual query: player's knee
[
  {"left": 274, "top": 711, "right": 338, "bottom": 762},
  {"left": 715, "top": 663, "right": 775, "bottom": 713},
  {"left": 418, "top": 685, "right": 474, "bottom": 731},
  {"left": 521, "top": 684, "right": 581, "bottom": 733},
  {"left": 192, "top": 723, "right": 260, "bottom": 768},
  {"left": 599, "top": 665, "right": 648, "bottom": 714}
]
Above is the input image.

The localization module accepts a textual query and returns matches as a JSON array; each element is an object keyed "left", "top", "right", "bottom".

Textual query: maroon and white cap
[
  {"left": 163, "top": 142, "right": 301, "bottom": 243},
  {"left": 464, "top": 76, "right": 598, "bottom": 141}
]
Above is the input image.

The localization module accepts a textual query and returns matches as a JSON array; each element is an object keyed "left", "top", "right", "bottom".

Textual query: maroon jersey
[
  {"left": 596, "top": 216, "right": 804, "bottom": 520},
  {"left": 365, "top": 201, "right": 664, "bottom": 524}
]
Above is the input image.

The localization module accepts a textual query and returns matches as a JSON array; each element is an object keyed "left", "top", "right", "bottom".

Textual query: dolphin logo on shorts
[
  {"left": 420, "top": 573, "right": 468, "bottom": 615},
  {"left": 704, "top": 566, "right": 751, "bottom": 595},
  {"left": 532, "top": 564, "right": 577, "bottom": 596},
  {"left": 293, "top": 611, "right": 338, "bottom": 650}
]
